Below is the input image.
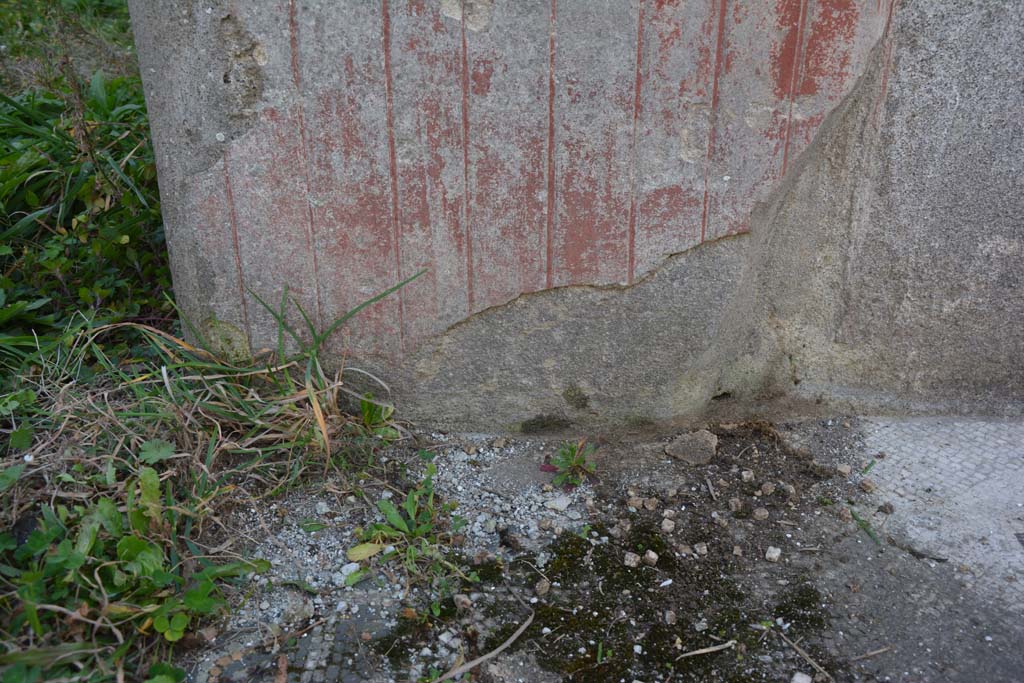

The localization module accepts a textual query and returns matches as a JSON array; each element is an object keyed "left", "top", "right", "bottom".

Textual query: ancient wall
[{"left": 131, "top": 0, "right": 1023, "bottom": 429}]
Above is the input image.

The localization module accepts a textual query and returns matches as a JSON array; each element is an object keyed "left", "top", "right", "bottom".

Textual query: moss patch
[
  {"left": 562, "top": 384, "right": 590, "bottom": 410},
  {"left": 521, "top": 414, "right": 571, "bottom": 433}
]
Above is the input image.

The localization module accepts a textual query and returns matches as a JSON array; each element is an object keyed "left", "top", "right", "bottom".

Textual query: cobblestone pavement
[{"left": 861, "top": 417, "right": 1024, "bottom": 611}]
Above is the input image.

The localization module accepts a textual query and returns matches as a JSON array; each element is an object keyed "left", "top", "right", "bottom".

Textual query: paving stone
[
  {"left": 862, "top": 417, "right": 1024, "bottom": 611},
  {"left": 665, "top": 430, "right": 718, "bottom": 465}
]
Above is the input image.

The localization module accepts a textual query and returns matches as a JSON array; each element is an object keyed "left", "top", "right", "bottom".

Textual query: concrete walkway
[{"left": 862, "top": 417, "right": 1024, "bottom": 612}]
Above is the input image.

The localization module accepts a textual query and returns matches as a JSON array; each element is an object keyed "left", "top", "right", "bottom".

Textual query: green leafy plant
[
  {"left": 0, "top": 71, "right": 170, "bottom": 372},
  {"left": 359, "top": 393, "right": 400, "bottom": 441},
  {"left": 348, "top": 464, "right": 473, "bottom": 584},
  {"left": 1, "top": 462, "right": 268, "bottom": 681},
  {"left": 541, "top": 439, "right": 598, "bottom": 489}
]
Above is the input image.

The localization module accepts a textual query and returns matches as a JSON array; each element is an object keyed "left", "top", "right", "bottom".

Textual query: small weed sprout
[
  {"left": 359, "top": 393, "right": 400, "bottom": 441},
  {"left": 347, "top": 459, "right": 475, "bottom": 586},
  {"left": 542, "top": 438, "right": 598, "bottom": 489}
]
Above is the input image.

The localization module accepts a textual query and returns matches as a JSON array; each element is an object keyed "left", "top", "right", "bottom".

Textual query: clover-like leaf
[{"left": 139, "top": 439, "right": 175, "bottom": 465}]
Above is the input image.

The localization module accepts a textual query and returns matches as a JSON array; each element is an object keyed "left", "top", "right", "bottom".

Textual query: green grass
[
  {"left": 0, "top": 3, "right": 437, "bottom": 681},
  {"left": 0, "top": 68, "right": 169, "bottom": 373},
  {"left": 1, "top": 0, "right": 136, "bottom": 89},
  {"left": 0, "top": 290, "right": 414, "bottom": 681}
]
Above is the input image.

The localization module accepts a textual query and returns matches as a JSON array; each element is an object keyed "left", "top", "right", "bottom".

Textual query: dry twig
[
  {"left": 705, "top": 477, "right": 718, "bottom": 501},
  {"left": 675, "top": 639, "right": 736, "bottom": 661},
  {"left": 850, "top": 646, "right": 891, "bottom": 662},
  {"left": 776, "top": 629, "right": 833, "bottom": 681},
  {"left": 434, "top": 611, "right": 535, "bottom": 682}
]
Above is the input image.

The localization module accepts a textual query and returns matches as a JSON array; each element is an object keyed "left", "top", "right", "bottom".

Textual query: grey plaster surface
[
  {"left": 374, "top": 0, "right": 1024, "bottom": 430},
  {"left": 132, "top": 0, "right": 1024, "bottom": 431}
]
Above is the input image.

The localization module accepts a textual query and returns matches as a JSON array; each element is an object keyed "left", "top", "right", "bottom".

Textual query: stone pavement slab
[{"left": 861, "top": 417, "right": 1024, "bottom": 611}]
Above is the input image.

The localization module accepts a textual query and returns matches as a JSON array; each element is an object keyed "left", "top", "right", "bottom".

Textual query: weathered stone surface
[
  {"left": 131, "top": 0, "right": 1023, "bottom": 430},
  {"left": 665, "top": 430, "right": 719, "bottom": 465}
]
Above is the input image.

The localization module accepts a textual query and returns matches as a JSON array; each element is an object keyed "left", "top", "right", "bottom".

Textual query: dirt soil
[{"left": 180, "top": 419, "right": 1023, "bottom": 683}]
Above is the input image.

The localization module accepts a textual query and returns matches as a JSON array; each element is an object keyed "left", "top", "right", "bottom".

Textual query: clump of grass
[
  {"left": 0, "top": 68, "right": 170, "bottom": 373},
  {"left": 0, "top": 274, "right": 417, "bottom": 682},
  {"left": 1, "top": 0, "right": 137, "bottom": 89}
]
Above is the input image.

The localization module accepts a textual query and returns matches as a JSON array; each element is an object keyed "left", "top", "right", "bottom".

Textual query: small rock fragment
[
  {"left": 877, "top": 502, "right": 895, "bottom": 514},
  {"left": 741, "top": 470, "right": 755, "bottom": 483},
  {"left": 665, "top": 610, "right": 677, "bottom": 625},
  {"left": 694, "top": 542, "right": 708, "bottom": 556},
  {"left": 791, "top": 673, "right": 813, "bottom": 683},
  {"left": 492, "top": 437, "right": 508, "bottom": 449},
  {"left": 661, "top": 518, "right": 676, "bottom": 533},
  {"left": 626, "top": 496, "right": 644, "bottom": 509},
  {"left": 624, "top": 552, "right": 642, "bottom": 568},
  {"left": 315, "top": 501, "right": 330, "bottom": 516},
  {"left": 728, "top": 497, "right": 743, "bottom": 513},
  {"left": 534, "top": 579, "right": 551, "bottom": 596},
  {"left": 859, "top": 479, "right": 876, "bottom": 493},
  {"left": 545, "top": 495, "right": 572, "bottom": 512},
  {"left": 664, "top": 429, "right": 718, "bottom": 465},
  {"left": 610, "top": 519, "right": 632, "bottom": 538},
  {"left": 836, "top": 464, "right": 852, "bottom": 476},
  {"left": 643, "top": 550, "right": 659, "bottom": 566},
  {"left": 760, "top": 482, "right": 776, "bottom": 496},
  {"left": 753, "top": 508, "right": 770, "bottom": 521},
  {"left": 662, "top": 508, "right": 677, "bottom": 519},
  {"left": 453, "top": 594, "right": 473, "bottom": 612},
  {"left": 340, "top": 562, "right": 361, "bottom": 577},
  {"left": 733, "top": 545, "right": 743, "bottom": 557},
  {"left": 538, "top": 518, "right": 553, "bottom": 530},
  {"left": 780, "top": 482, "right": 797, "bottom": 498},
  {"left": 835, "top": 505, "right": 853, "bottom": 522},
  {"left": 765, "top": 546, "right": 782, "bottom": 562},
  {"left": 643, "top": 497, "right": 659, "bottom": 511}
]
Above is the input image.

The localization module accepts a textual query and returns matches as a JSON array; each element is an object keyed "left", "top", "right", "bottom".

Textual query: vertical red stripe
[
  {"left": 699, "top": 0, "right": 729, "bottom": 243},
  {"left": 460, "top": 0, "right": 474, "bottom": 311},
  {"left": 381, "top": 0, "right": 405, "bottom": 353},
  {"left": 287, "top": 0, "right": 323, "bottom": 328},
  {"left": 874, "top": 0, "right": 899, "bottom": 125},
  {"left": 222, "top": 151, "right": 252, "bottom": 337},
  {"left": 626, "top": 0, "right": 645, "bottom": 284},
  {"left": 545, "top": 0, "right": 557, "bottom": 289},
  {"left": 781, "top": 0, "right": 811, "bottom": 176}
]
